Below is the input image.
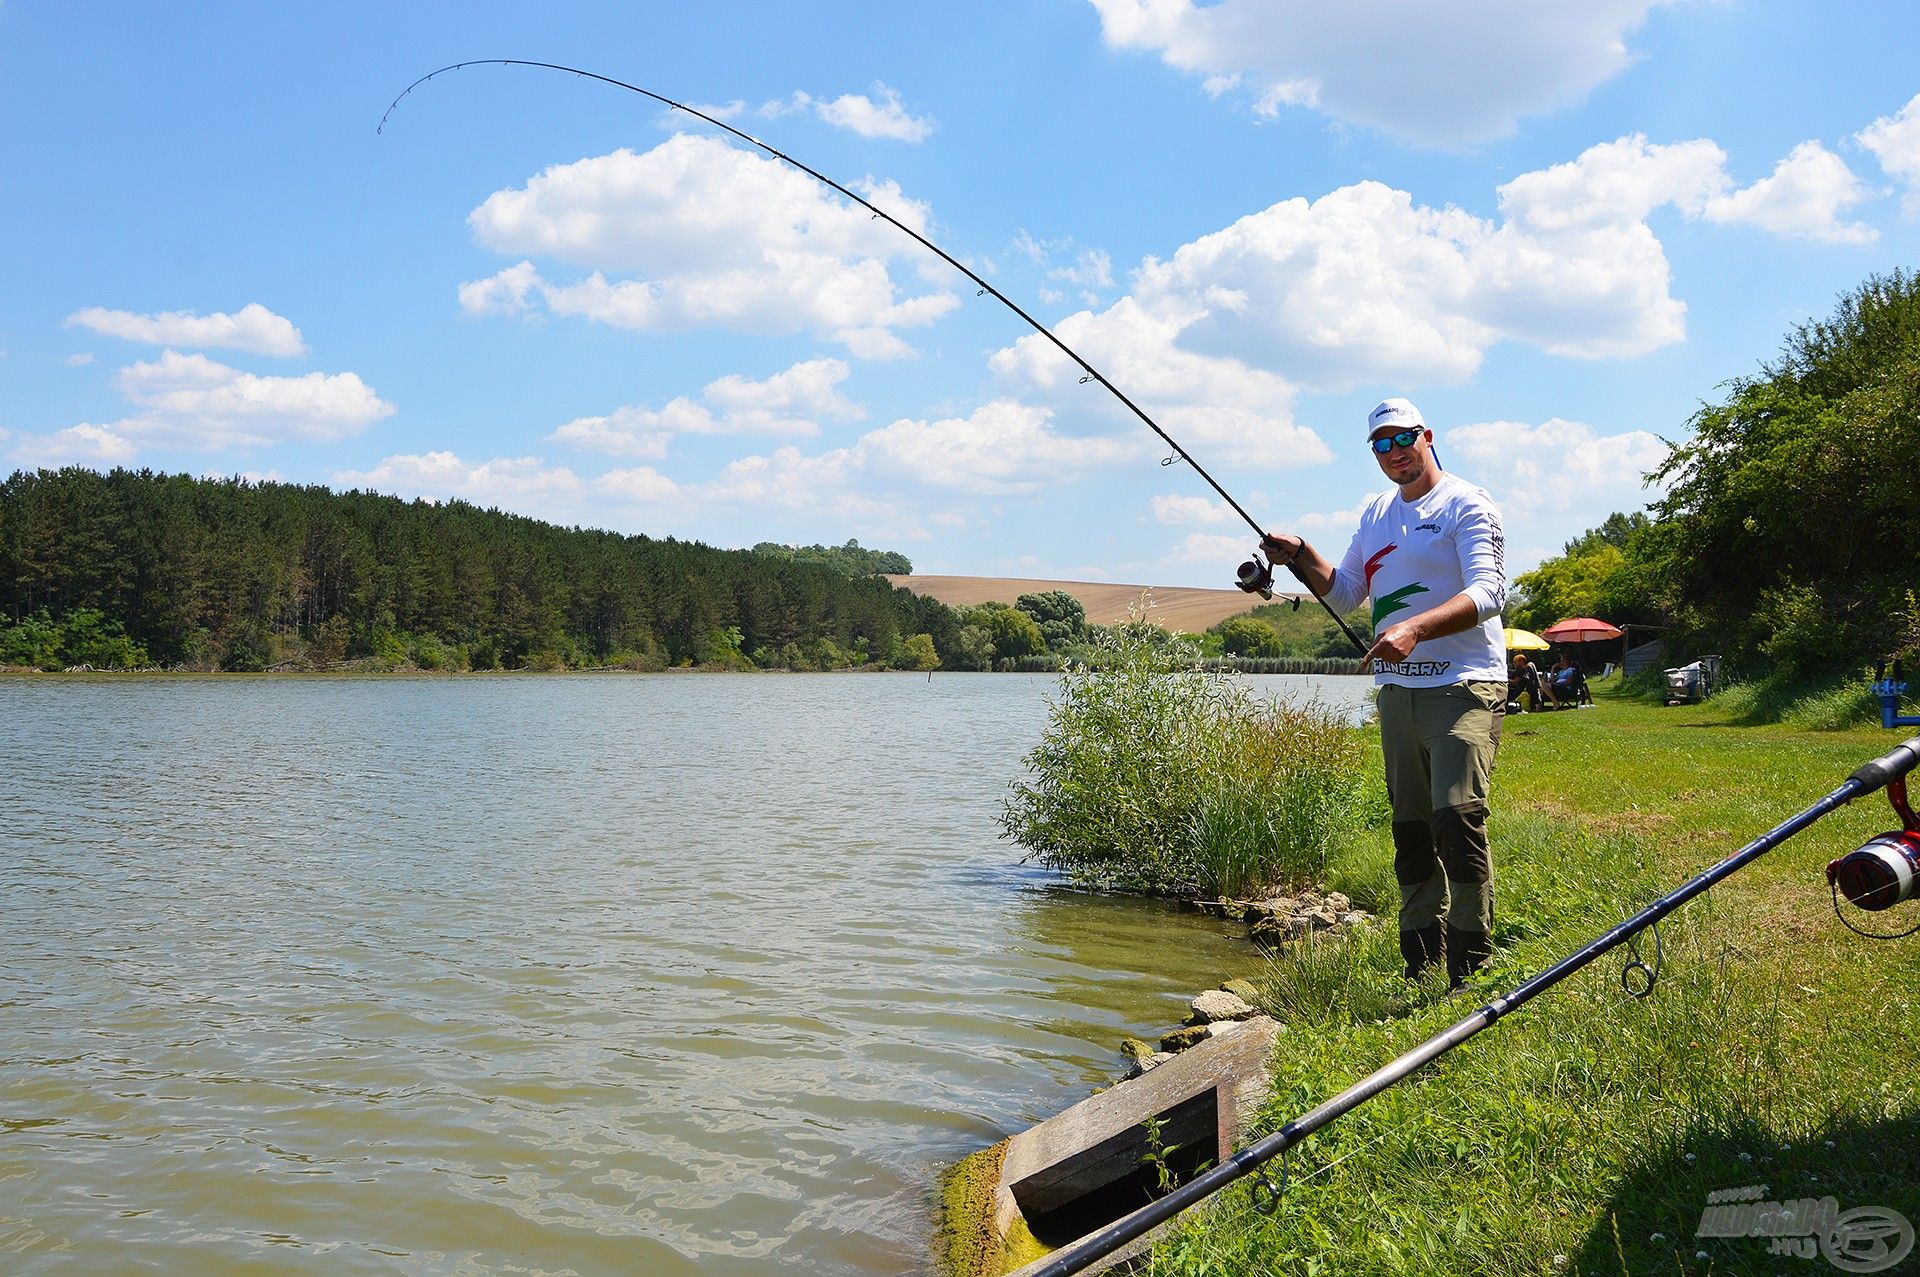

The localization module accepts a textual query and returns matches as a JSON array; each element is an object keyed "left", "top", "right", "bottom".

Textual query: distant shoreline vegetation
[{"left": 0, "top": 469, "right": 1362, "bottom": 676}]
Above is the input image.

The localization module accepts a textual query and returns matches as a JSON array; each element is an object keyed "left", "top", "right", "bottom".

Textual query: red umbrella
[{"left": 1541, "top": 617, "right": 1625, "bottom": 642}]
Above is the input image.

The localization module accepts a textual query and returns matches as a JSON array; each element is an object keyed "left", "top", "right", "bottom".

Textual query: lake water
[{"left": 0, "top": 672, "right": 1371, "bottom": 1275}]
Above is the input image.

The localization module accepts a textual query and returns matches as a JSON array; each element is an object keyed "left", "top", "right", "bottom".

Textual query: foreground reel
[{"left": 1827, "top": 775, "right": 1920, "bottom": 938}]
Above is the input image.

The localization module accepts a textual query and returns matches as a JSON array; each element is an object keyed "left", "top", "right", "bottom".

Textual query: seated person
[
  {"left": 1507, "top": 653, "right": 1542, "bottom": 712},
  {"left": 1548, "top": 655, "right": 1592, "bottom": 707}
]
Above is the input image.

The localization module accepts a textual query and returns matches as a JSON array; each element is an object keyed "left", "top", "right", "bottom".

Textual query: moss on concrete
[
  {"left": 998, "top": 1212, "right": 1051, "bottom": 1273},
  {"left": 936, "top": 1139, "right": 1008, "bottom": 1277},
  {"left": 935, "top": 1137, "right": 1055, "bottom": 1277}
]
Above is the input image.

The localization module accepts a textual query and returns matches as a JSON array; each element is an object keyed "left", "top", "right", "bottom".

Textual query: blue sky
[{"left": 3, "top": 2, "right": 1917, "bottom": 585}]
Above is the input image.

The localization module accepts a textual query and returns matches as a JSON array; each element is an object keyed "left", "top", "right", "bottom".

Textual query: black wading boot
[
  {"left": 1400, "top": 923, "right": 1445, "bottom": 980},
  {"left": 1446, "top": 927, "right": 1493, "bottom": 989}
]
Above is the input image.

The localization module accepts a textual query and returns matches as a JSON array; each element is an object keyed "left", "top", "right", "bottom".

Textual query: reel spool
[
  {"left": 1235, "top": 553, "right": 1275, "bottom": 600},
  {"left": 1827, "top": 776, "right": 1920, "bottom": 937}
]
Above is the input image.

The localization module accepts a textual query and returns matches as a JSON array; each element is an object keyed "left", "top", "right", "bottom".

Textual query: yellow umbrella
[{"left": 1505, "top": 626, "right": 1551, "bottom": 651}]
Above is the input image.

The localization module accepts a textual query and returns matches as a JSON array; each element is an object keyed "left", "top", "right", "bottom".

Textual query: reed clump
[{"left": 1000, "top": 623, "right": 1371, "bottom": 899}]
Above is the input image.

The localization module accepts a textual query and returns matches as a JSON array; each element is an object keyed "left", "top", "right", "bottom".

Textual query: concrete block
[{"left": 989, "top": 1016, "right": 1281, "bottom": 1277}]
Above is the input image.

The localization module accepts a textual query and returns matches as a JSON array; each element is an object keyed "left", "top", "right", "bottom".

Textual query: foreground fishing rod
[
  {"left": 1028, "top": 732, "right": 1920, "bottom": 1277},
  {"left": 379, "top": 60, "right": 1367, "bottom": 655}
]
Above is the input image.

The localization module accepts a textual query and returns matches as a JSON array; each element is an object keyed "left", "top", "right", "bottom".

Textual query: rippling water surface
[{"left": 1, "top": 672, "right": 1370, "bottom": 1274}]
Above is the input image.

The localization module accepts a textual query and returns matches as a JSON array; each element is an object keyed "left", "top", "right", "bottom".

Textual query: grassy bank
[{"left": 1143, "top": 681, "right": 1920, "bottom": 1276}]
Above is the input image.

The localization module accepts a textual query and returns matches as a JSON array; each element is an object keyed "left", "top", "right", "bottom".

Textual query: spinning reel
[
  {"left": 1234, "top": 552, "right": 1275, "bottom": 600},
  {"left": 1233, "top": 549, "right": 1303, "bottom": 610},
  {"left": 1826, "top": 773, "right": 1920, "bottom": 937}
]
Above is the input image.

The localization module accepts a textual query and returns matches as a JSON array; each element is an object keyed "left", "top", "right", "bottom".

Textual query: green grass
[
  {"left": 1140, "top": 679, "right": 1920, "bottom": 1276},
  {"left": 1694, "top": 667, "right": 1888, "bottom": 730}
]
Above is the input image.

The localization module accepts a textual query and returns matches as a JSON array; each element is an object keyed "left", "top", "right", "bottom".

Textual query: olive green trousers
[{"left": 1377, "top": 680, "right": 1504, "bottom": 983}]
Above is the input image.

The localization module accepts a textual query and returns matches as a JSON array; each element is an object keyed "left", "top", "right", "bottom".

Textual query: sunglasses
[{"left": 1370, "top": 429, "right": 1425, "bottom": 455}]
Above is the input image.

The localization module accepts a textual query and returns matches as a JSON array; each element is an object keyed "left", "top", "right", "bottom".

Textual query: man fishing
[{"left": 1261, "top": 398, "right": 1508, "bottom": 986}]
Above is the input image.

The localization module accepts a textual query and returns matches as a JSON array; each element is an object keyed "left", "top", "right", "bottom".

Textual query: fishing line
[
  {"left": 322, "top": 130, "right": 388, "bottom": 347},
  {"left": 378, "top": 60, "right": 1369, "bottom": 655}
]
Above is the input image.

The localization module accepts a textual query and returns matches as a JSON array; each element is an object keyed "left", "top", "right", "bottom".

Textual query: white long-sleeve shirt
[{"left": 1323, "top": 472, "right": 1508, "bottom": 688}]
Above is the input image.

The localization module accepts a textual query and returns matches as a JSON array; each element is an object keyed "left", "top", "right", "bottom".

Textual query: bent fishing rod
[
  {"left": 1028, "top": 731, "right": 1920, "bottom": 1277},
  {"left": 379, "top": 60, "right": 1368, "bottom": 655}
]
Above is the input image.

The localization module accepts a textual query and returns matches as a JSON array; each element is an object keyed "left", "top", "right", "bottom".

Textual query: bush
[
  {"left": 368, "top": 628, "right": 411, "bottom": 669},
  {"left": 695, "top": 625, "right": 754, "bottom": 671},
  {"left": 219, "top": 621, "right": 276, "bottom": 671},
  {"left": 408, "top": 632, "right": 459, "bottom": 671},
  {"left": 609, "top": 633, "right": 670, "bottom": 671},
  {"left": 896, "top": 632, "right": 940, "bottom": 671},
  {"left": 1215, "top": 615, "right": 1285, "bottom": 658},
  {"left": 0, "top": 610, "right": 69, "bottom": 669},
  {"left": 1015, "top": 589, "right": 1090, "bottom": 652},
  {"left": 1000, "top": 624, "right": 1369, "bottom": 896},
  {"left": 965, "top": 603, "right": 1046, "bottom": 664},
  {"left": 766, "top": 635, "right": 861, "bottom": 671},
  {"left": 0, "top": 608, "right": 155, "bottom": 670},
  {"left": 947, "top": 623, "right": 995, "bottom": 671}
]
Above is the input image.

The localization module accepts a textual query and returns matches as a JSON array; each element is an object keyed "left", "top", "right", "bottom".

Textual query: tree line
[
  {"left": 1507, "top": 269, "right": 1920, "bottom": 687},
  {"left": 0, "top": 468, "right": 965, "bottom": 673},
  {"left": 2, "top": 469, "right": 1321, "bottom": 676}
]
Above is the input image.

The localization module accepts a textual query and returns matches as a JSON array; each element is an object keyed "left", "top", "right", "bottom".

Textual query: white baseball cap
[{"left": 1366, "top": 398, "right": 1426, "bottom": 438}]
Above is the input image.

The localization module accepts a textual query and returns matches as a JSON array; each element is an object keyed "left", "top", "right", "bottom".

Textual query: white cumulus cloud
[
  {"left": 550, "top": 358, "right": 863, "bottom": 458},
  {"left": 994, "top": 131, "right": 1877, "bottom": 423},
  {"left": 334, "top": 452, "right": 593, "bottom": 509},
  {"left": 1447, "top": 417, "right": 1668, "bottom": 514},
  {"left": 342, "top": 387, "right": 1152, "bottom": 543},
  {"left": 1857, "top": 92, "right": 1920, "bottom": 216},
  {"left": 704, "top": 358, "right": 862, "bottom": 422},
  {"left": 790, "top": 83, "right": 936, "bottom": 142},
  {"left": 1151, "top": 493, "right": 1236, "bottom": 526},
  {"left": 855, "top": 399, "right": 1145, "bottom": 496},
  {"left": 11, "top": 351, "right": 394, "bottom": 464},
  {"left": 990, "top": 296, "right": 1331, "bottom": 468},
  {"left": 706, "top": 445, "right": 862, "bottom": 508},
  {"left": 10, "top": 423, "right": 139, "bottom": 469},
  {"left": 1446, "top": 416, "right": 1668, "bottom": 569},
  {"left": 698, "top": 83, "right": 937, "bottom": 141},
  {"left": 65, "top": 302, "right": 307, "bottom": 356},
  {"left": 1700, "top": 141, "right": 1875, "bottom": 245},
  {"left": 457, "top": 261, "right": 542, "bottom": 316},
  {"left": 1155, "top": 530, "right": 1255, "bottom": 567},
  {"left": 1293, "top": 500, "right": 1371, "bottom": 542},
  {"left": 332, "top": 444, "right": 924, "bottom": 543},
  {"left": 460, "top": 135, "right": 957, "bottom": 356},
  {"left": 1496, "top": 136, "right": 1728, "bottom": 231},
  {"left": 114, "top": 351, "right": 394, "bottom": 447},
  {"left": 1085, "top": 0, "right": 1672, "bottom": 148}
]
